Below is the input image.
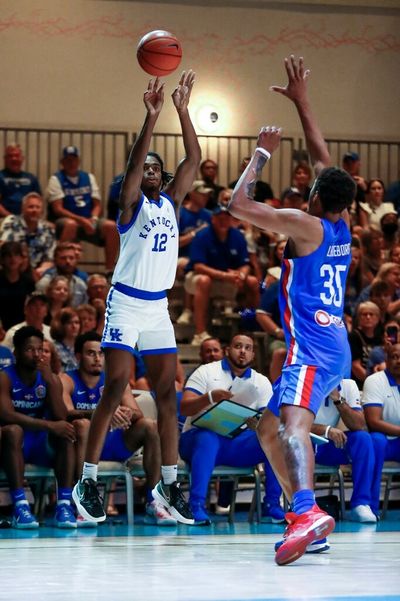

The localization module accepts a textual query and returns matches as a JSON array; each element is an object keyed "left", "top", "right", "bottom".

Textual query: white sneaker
[
  {"left": 350, "top": 505, "right": 377, "bottom": 523},
  {"left": 144, "top": 501, "right": 177, "bottom": 526},
  {"left": 176, "top": 308, "right": 193, "bottom": 325},
  {"left": 191, "top": 331, "right": 211, "bottom": 346},
  {"left": 215, "top": 504, "right": 230, "bottom": 516}
]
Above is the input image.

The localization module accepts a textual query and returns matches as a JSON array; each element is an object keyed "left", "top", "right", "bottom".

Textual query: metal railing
[{"left": 1, "top": 126, "right": 399, "bottom": 210}]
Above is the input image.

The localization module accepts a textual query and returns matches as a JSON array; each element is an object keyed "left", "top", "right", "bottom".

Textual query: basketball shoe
[
  {"left": 275, "top": 537, "right": 330, "bottom": 554},
  {"left": 275, "top": 504, "right": 335, "bottom": 566},
  {"left": 144, "top": 501, "right": 177, "bottom": 526},
  {"left": 12, "top": 502, "right": 39, "bottom": 529},
  {"left": 152, "top": 480, "right": 194, "bottom": 524},
  {"left": 72, "top": 478, "right": 106, "bottom": 522}
]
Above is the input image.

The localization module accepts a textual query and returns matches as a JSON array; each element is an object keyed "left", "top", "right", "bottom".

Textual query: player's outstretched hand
[
  {"left": 257, "top": 126, "right": 282, "bottom": 155},
  {"left": 144, "top": 77, "right": 165, "bottom": 116},
  {"left": 172, "top": 70, "right": 195, "bottom": 113},
  {"left": 270, "top": 55, "right": 310, "bottom": 104}
]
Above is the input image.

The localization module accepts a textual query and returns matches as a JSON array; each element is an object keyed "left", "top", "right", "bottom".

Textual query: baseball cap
[
  {"left": 280, "top": 186, "right": 303, "bottom": 201},
  {"left": 62, "top": 145, "right": 80, "bottom": 158},
  {"left": 191, "top": 180, "right": 213, "bottom": 194},
  {"left": 342, "top": 151, "right": 359, "bottom": 162},
  {"left": 24, "top": 291, "right": 49, "bottom": 307},
  {"left": 212, "top": 204, "right": 230, "bottom": 216}
]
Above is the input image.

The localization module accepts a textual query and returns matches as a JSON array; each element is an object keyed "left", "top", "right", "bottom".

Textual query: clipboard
[
  {"left": 191, "top": 399, "right": 261, "bottom": 438},
  {"left": 310, "top": 433, "right": 329, "bottom": 446}
]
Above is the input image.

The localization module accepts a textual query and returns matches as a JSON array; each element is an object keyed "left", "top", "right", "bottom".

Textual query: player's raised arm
[
  {"left": 119, "top": 77, "right": 165, "bottom": 223},
  {"left": 164, "top": 70, "right": 201, "bottom": 206},
  {"left": 229, "top": 127, "right": 322, "bottom": 249},
  {"left": 270, "top": 55, "right": 330, "bottom": 175}
]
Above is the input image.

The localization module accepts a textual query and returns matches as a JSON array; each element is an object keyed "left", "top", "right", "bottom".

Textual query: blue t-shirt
[
  {"left": 107, "top": 173, "right": 123, "bottom": 221},
  {"left": 178, "top": 207, "right": 212, "bottom": 258},
  {"left": 4, "top": 365, "right": 47, "bottom": 418},
  {"left": 0, "top": 346, "right": 14, "bottom": 371},
  {"left": 259, "top": 281, "right": 281, "bottom": 327},
  {"left": 186, "top": 225, "right": 249, "bottom": 272},
  {"left": 0, "top": 169, "right": 41, "bottom": 215}
]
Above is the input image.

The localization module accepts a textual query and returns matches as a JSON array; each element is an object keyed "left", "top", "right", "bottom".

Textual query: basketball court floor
[{"left": 0, "top": 513, "right": 399, "bottom": 601}]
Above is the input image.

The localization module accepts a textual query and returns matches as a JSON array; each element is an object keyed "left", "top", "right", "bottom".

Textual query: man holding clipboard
[{"left": 179, "top": 333, "right": 284, "bottom": 525}]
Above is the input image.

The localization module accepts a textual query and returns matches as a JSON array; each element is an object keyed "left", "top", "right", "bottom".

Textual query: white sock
[
  {"left": 161, "top": 465, "right": 177, "bottom": 485},
  {"left": 82, "top": 462, "right": 98, "bottom": 482},
  {"left": 15, "top": 500, "right": 29, "bottom": 506}
]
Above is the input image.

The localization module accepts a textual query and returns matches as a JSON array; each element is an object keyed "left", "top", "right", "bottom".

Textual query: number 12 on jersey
[{"left": 152, "top": 233, "right": 168, "bottom": 252}]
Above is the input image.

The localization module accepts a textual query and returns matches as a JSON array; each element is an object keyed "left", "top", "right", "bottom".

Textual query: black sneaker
[
  {"left": 152, "top": 480, "right": 194, "bottom": 525},
  {"left": 72, "top": 479, "right": 106, "bottom": 523}
]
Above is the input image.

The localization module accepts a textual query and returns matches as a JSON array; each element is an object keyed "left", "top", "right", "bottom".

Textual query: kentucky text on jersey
[
  {"left": 138, "top": 215, "right": 176, "bottom": 239},
  {"left": 326, "top": 243, "right": 351, "bottom": 257}
]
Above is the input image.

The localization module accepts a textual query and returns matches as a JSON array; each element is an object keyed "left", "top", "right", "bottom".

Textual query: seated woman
[
  {"left": 50, "top": 307, "right": 81, "bottom": 372},
  {"left": 359, "top": 179, "right": 396, "bottom": 231},
  {"left": 44, "top": 275, "right": 70, "bottom": 325}
]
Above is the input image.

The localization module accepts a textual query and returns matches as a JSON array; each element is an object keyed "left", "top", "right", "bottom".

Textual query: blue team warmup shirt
[
  {"left": 67, "top": 369, "right": 104, "bottom": 410},
  {"left": 4, "top": 365, "right": 47, "bottom": 418},
  {"left": 0, "top": 169, "right": 41, "bottom": 215},
  {"left": 186, "top": 225, "right": 249, "bottom": 272},
  {"left": 179, "top": 207, "right": 212, "bottom": 258}
]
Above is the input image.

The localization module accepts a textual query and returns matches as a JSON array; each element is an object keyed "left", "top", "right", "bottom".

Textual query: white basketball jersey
[{"left": 112, "top": 192, "right": 179, "bottom": 292}]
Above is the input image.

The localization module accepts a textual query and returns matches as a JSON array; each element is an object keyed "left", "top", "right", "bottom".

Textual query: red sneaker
[{"left": 275, "top": 504, "right": 335, "bottom": 566}]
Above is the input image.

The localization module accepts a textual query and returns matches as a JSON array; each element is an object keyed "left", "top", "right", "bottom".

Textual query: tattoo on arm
[{"left": 245, "top": 154, "right": 266, "bottom": 200}]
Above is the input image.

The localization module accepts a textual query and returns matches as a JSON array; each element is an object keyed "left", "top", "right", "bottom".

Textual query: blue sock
[
  {"left": 58, "top": 487, "right": 72, "bottom": 504},
  {"left": 292, "top": 489, "right": 315, "bottom": 515},
  {"left": 146, "top": 489, "right": 154, "bottom": 504},
  {"left": 11, "top": 488, "right": 27, "bottom": 505}
]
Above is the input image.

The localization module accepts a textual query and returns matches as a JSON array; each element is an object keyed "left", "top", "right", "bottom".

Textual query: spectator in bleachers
[
  {"left": 255, "top": 280, "right": 286, "bottom": 383},
  {"left": 229, "top": 156, "right": 274, "bottom": 203},
  {"left": 2, "top": 291, "right": 52, "bottom": 350},
  {"left": 46, "top": 145, "right": 119, "bottom": 275},
  {"left": 176, "top": 180, "right": 213, "bottom": 325},
  {"left": 184, "top": 204, "right": 259, "bottom": 345},
  {"left": 344, "top": 238, "right": 368, "bottom": 321},
  {"left": 199, "top": 337, "right": 224, "bottom": 365},
  {"left": 76, "top": 304, "right": 98, "bottom": 335},
  {"left": 380, "top": 211, "right": 400, "bottom": 259},
  {"left": 359, "top": 179, "right": 396, "bottom": 231},
  {"left": 0, "top": 332, "right": 14, "bottom": 370},
  {"left": 86, "top": 273, "right": 108, "bottom": 334},
  {"left": 280, "top": 186, "right": 306, "bottom": 211},
  {"left": 199, "top": 159, "right": 224, "bottom": 210},
  {"left": 369, "top": 279, "right": 392, "bottom": 327},
  {"left": 0, "top": 241, "right": 35, "bottom": 331},
  {"left": 385, "top": 177, "right": 400, "bottom": 215},
  {"left": 60, "top": 332, "right": 176, "bottom": 526},
  {"left": 42, "top": 338, "right": 62, "bottom": 375},
  {"left": 291, "top": 161, "right": 312, "bottom": 201},
  {"left": 50, "top": 307, "right": 81, "bottom": 372},
  {"left": 0, "top": 326, "right": 76, "bottom": 528},
  {"left": 360, "top": 228, "right": 384, "bottom": 283},
  {"left": 389, "top": 243, "right": 400, "bottom": 265},
  {"left": 356, "top": 262, "right": 400, "bottom": 315},
  {"left": 0, "top": 144, "right": 41, "bottom": 217},
  {"left": 43, "top": 275, "right": 70, "bottom": 326},
  {"left": 342, "top": 151, "right": 367, "bottom": 204},
  {"left": 0, "top": 192, "right": 56, "bottom": 280},
  {"left": 348, "top": 301, "right": 383, "bottom": 388},
  {"left": 367, "top": 318, "right": 400, "bottom": 375},
  {"left": 362, "top": 343, "right": 400, "bottom": 517},
  {"left": 179, "top": 333, "right": 284, "bottom": 525},
  {"left": 312, "top": 379, "right": 377, "bottom": 522},
  {"left": 36, "top": 242, "right": 88, "bottom": 307}
]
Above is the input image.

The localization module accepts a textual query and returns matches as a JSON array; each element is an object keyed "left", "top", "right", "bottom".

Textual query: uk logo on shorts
[{"left": 109, "top": 328, "right": 123, "bottom": 341}]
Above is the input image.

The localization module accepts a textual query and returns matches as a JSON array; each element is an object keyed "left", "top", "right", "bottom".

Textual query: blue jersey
[
  {"left": 178, "top": 207, "right": 212, "bottom": 258},
  {"left": 187, "top": 225, "right": 249, "bottom": 272},
  {"left": 55, "top": 170, "right": 93, "bottom": 218},
  {"left": 0, "top": 169, "right": 41, "bottom": 215},
  {"left": 4, "top": 365, "right": 47, "bottom": 418},
  {"left": 280, "top": 218, "right": 351, "bottom": 371},
  {"left": 67, "top": 369, "right": 105, "bottom": 410}
]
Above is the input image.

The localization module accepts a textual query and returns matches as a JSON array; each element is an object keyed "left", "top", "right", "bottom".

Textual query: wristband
[
  {"left": 324, "top": 425, "right": 331, "bottom": 439},
  {"left": 255, "top": 147, "right": 271, "bottom": 160},
  {"left": 208, "top": 390, "right": 215, "bottom": 405}
]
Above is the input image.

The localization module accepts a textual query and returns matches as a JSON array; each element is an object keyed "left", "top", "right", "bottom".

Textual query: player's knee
[
  {"left": 1, "top": 424, "right": 24, "bottom": 446},
  {"left": 72, "top": 418, "right": 90, "bottom": 440}
]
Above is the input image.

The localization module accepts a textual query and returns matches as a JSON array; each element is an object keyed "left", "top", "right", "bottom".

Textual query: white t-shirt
[
  {"left": 314, "top": 378, "right": 361, "bottom": 428},
  {"left": 362, "top": 370, "right": 400, "bottom": 439},
  {"left": 183, "top": 358, "right": 272, "bottom": 432},
  {"left": 2, "top": 322, "right": 53, "bottom": 350}
]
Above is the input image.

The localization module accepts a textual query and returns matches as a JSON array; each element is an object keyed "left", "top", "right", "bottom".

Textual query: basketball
[{"left": 137, "top": 30, "right": 182, "bottom": 77}]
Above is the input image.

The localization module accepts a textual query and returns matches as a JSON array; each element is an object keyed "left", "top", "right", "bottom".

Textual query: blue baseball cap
[
  {"left": 62, "top": 145, "right": 80, "bottom": 158},
  {"left": 343, "top": 151, "right": 359, "bottom": 162}
]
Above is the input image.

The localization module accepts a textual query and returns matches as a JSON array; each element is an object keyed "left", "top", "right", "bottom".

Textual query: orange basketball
[{"left": 137, "top": 30, "right": 182, "bottom": 77}]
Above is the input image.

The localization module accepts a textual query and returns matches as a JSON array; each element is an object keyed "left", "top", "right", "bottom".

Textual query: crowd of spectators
[{"left": 0, "top": 143, "right": 399, "bottom": 527}]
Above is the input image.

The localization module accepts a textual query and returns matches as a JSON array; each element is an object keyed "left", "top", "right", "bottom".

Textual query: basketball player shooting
[
  {"left": 228, "top": 56, "right": 356, "bottom": 565},
  {"left": 73, "top": 70, "right": 200, "bottom": 524}
]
